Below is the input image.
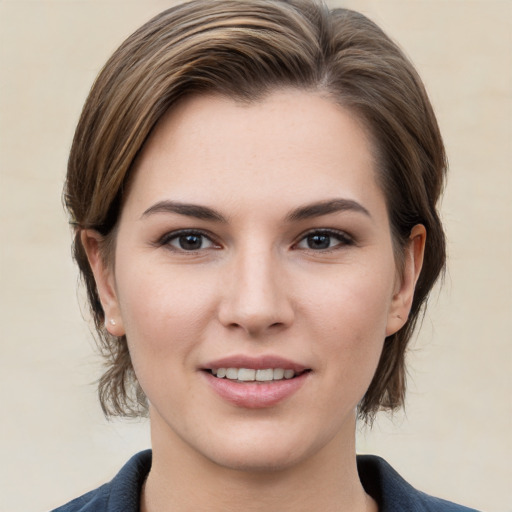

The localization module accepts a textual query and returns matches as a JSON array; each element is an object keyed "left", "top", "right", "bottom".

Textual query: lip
[
  {"left": 203, "top": 355, "right": 308, "bottom": 373},
  {"left": 201, "top": 355, "right": 311, "bottom": 409}
]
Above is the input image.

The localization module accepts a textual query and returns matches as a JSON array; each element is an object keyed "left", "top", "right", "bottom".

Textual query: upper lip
[{"left": 202, "top": 355, "right": 309, "bottom": 373}]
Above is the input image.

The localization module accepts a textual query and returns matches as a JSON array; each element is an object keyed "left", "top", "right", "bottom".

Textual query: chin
[
  {"left": 206, "top": 443, "right": 306, "bottom": 473},
  {"left": 196, "top": 422, "right": 337, "bottom": 474}
]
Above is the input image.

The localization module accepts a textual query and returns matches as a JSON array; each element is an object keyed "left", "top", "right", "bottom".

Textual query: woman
[{"left": 54, "top": 1, "right": 479, "bottom": 511}]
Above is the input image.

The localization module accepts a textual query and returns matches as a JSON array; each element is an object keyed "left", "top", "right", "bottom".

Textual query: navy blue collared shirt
[{"left": 51, "top": 450, "right": 479, "bottom": 511}]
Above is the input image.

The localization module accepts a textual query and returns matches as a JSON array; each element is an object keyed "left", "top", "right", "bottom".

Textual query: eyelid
[
  {"left": 154, "top": 227, "right": 353, "bottom": 252},
  {"left": 157, "top": 228, "right": 221, "bottom": 251},
  {"left": 293, "top": 228, "right": 354, "bottom": 250}
]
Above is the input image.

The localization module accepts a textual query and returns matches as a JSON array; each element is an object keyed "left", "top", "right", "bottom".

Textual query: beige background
[{"left": 0, "top": 1, "right": 510, "bottom": 511}]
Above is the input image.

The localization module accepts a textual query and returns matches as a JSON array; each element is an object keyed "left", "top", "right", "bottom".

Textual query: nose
[{"left": 217, "top": 245, "right": 294, "bottom": 337}]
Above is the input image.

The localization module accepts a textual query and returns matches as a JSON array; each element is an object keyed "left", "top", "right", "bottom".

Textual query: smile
[
  {"left": 204, "top": 369, "right": 310, "bottom": 408},
  {"left": 211, "top": 368, "right": 301, "bottom": 382}
]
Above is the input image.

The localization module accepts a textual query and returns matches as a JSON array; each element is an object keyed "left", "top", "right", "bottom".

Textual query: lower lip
[{"left": 203, "top": 371, "right": 309, "bottom": 409}]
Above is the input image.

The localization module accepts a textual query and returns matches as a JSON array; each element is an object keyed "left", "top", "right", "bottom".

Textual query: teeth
[
  {"left": 256, "top": 369, "right": 274, "bottom": 381},
  {"left": 238, "top": 368, "right": 256, "bottom": 381},
  {"left": 226, "top": 368, "right": 238, "bottom": 379},
  {"left": 212, "top": 367, "right": 298, "bottom": 382},
  {"left": 273, "top": 368, "right": 284, "bottom": 380}
]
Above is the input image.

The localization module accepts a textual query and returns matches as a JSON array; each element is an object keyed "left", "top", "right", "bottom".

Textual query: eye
[
  {"left": 295, "top": 230, "right": 353, "bottom": 251},
  {"left": 160, "top": 230, "right": 218, "bottom": 252}
]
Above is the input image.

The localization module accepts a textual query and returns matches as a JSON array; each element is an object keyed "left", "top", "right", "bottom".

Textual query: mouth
[
  {"left": 205, "top": 367, "right": 311, "bottom": 382},
  {"left": 201, "top": 355, "right": 311, "bottom": 407}
]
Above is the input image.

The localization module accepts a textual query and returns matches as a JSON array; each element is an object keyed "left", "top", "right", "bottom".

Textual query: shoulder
[
  {"left": 357, "top": 455, "right": 480, "bottom": 512},
  {"left": 50, "top": 450, "right": 152, "bottom": 512},
  {"left": 50, "top": 484, "right": 110, "bottom": 512}
]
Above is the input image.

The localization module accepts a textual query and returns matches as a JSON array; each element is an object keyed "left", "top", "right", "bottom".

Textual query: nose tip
[
  {"left": 220, "top": 306, "right": 290, "bottom": 336},
  {"left": 217, "top": 254, "right": 294, "bottom": 337}
]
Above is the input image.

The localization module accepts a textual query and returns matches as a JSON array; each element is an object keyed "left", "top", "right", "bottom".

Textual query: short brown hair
[{"left": 65, "top": 0, "right": 446, "bottom": 421}]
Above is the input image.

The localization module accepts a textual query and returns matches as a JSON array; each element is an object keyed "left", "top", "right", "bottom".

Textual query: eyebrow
[
  {"left": 285, "top": 198, "right": 371, "bottom": 222},
  {"left": 141, "top": 200, "right": 227, "bottom": 222},
  {"left": 141, "top": 198, "right": 370, "bottom": 223}
]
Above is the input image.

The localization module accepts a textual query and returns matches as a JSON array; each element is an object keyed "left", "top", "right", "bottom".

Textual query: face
[{"left": 85, "top": 90, "right": 423, "bottom": 472}]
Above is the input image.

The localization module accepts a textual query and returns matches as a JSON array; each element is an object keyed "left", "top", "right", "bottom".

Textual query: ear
[
  {"left": 81, "top": 229, "right": 125, "bottom": 337},
  {"left": 386, "top": 224, "right": 426, "bottom": 336}
]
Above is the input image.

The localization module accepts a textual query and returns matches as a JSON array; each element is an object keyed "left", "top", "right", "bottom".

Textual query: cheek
[
  {"left": 301, "top": 266, "right": 394, "bottom": 387},
  {"left": 114, "top": 260, "right": 219, "bottom": 363},
  {"left": 305, "top": 264, "right": 395, "bottom": 338}
]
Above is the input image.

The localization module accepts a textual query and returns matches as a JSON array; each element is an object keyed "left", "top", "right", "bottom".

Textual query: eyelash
[
  {"left": 293, "top": 229, "right": 354, "bottom": 252},
  {"left": 157, "top": 228, "right": 354, "bottom": 253},
  {"left": 157, "top": 229, "right": 220, "bottom": 252}
]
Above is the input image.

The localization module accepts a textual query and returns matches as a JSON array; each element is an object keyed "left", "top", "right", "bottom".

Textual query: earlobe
[
  {"left": 385, "top": 224, "right": 426, "bottom": 336},
  {"left": 81, "top": 229, "right": 125, "bottom": 337}
]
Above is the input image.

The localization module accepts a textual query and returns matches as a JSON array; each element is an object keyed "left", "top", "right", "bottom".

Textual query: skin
[{"left": 83, "top": 90, "right": 425, "bottom": 512}]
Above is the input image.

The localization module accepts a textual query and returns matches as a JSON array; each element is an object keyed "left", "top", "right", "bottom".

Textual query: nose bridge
[{"left": 218, "top": 239, "right": 293, "bottom": 335}]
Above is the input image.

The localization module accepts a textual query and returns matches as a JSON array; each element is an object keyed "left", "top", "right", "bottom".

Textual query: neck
[{"left": 141, "top": 412, "right": 377, "bottom": 512}]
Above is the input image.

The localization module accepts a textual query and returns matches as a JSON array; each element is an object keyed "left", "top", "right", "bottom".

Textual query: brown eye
[
  {"left": 306, "top": 233, "right": 331, "bottom": 250},
  {"left": 176, "top": 234, "right": 204, "bottom": 250},
  {"left": 296, "top": 230, "right": 353, "bottom": 251},
  {"left": 161, "top": 230, "right": 217, "bottom": 251}
]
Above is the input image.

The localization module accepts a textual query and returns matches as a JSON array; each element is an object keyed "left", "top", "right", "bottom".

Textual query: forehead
[{"left": 126, "top": 90, "right": 383, "bottom": 217}]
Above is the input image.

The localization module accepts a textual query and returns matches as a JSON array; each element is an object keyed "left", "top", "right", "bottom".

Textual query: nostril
[{"left": 217, "top": 289, "right": 294, "bottom": 335}]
